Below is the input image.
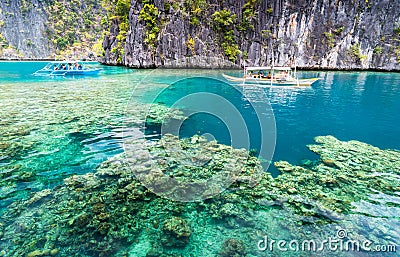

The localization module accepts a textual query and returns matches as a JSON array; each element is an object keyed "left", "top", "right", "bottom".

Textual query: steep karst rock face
[
  {"left": 1, "top": 0, "right": 399, "bottom": 69},
  {"left": 0, "top": 0, "right": 103, "bottom": 60},
  {"left": 102, "top": 0, "right": 400, "bottom": 70},
  {"left": 0, "top": 0, "right": 50, "bottom": 58}
]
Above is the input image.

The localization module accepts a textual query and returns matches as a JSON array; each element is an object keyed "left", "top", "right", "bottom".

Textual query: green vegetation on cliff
[
  {"left": 139, "top": 0, "right": 159, "bottom": 49},
  {"left": 212, "top": 9, "right": 240, "bottom": 62},
  {"left": 238, "top": 0, "right": 257, "bottom": 32},
  {"left": 45, "top": 0, "right": 104, "bottom": 59},
  {"left": 183, "top": 0, "right": 207, "bottom": 26},
  {"left": 0, "top": 32, "right": 10, "bottom": 56},
  {"left": 2, "top": 0, "right": 397, "bottom": 68},
  {"left": 348, "top": 42, "right": 368, "bottom": 63},
  {"left": 101, "top": 0, "right": 131, "bottom": 63}
]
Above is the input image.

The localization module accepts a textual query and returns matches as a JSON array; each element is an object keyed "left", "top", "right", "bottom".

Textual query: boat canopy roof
[{"left": 245, "top": 66, "right": 293, "bottom": 71}]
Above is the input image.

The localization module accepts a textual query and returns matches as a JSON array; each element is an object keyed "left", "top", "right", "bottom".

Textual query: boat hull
[
  {"left": 34, "top": 69, "right": 101, "bottom": 76},
  {"left": 222, "top": 74, "right": 318, "bottom": 87}
]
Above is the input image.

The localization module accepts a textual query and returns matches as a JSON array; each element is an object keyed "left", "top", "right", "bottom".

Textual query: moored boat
[
  {"left": 33, "top": 61, "right": 101, "bottom": 76},
  {"left": 222, "top": 66, "right": 319, "bottom": 86}
]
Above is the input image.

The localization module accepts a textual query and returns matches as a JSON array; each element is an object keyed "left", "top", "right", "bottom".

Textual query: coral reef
[
  {"left": 0, "top": 135, "right": 399, "bottom": 256},
  {"left": 0, "top": 75, "right": 184, "bottom": 206},
  {"left": 161, "top": 217, "right": 192, "bottom": 247},
  {"left": 218, "top": 238, "right": 246, "bottom": 257}
]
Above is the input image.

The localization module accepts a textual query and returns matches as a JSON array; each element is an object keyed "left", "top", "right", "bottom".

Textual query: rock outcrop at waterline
[
  {"left": 1, "top": 0, "right": 399, "bottom": 70},
  {"left": 102, "top": 0, "right": 400, "bottom": 70}
]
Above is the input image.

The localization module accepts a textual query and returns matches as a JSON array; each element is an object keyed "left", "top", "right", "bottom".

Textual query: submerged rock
[
  {"left": 322, "top": 159, "right": 336, "bottom": 167},
  {"left": 26, "top": 250, "right": 44, "bottom": 257},
  {"left": 161, "top": 217, "right": 192, "bottom": 247},
  {"left": 218, "top": 238, "right": 246, "bottom": 257}
]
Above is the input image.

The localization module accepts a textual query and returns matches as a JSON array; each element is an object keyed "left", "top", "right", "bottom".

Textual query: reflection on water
[
  {"left": 354, "top": 72, "right": 367, "bottom": 97},
  {"left": 264, "top": 87, "right": 310, "bottom": 107}
]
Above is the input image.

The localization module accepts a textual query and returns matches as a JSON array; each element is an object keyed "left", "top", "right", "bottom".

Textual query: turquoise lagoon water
[
  {"left": 147, "top": 72, "right": 400, "bottom": 169},
  {"left": 0, "top": 62, "right": 136, "bottom": 208},
  {"left": 0, "top": 62, "right": 399, "bottom": 256}
]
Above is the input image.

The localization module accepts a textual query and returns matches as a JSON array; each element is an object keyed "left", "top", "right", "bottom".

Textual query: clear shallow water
[
  {"left": 1, "top": 63, "right": 400, "bottom": 200},
  {"left": 0, "top": 62, "right": 139, "bottom": 209},
  {"left": 0, "top": 63, "right": 399, "bottom": 256}
]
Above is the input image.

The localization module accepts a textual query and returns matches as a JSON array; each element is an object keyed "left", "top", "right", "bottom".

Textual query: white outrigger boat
[
  {"left": 33, "top": 61, "right": 101, "bottom": 76},
  {"left": 222, "top": 66, "right": 319, "bottom": 86}
]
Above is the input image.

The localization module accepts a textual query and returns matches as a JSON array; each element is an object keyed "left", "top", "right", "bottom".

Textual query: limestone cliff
[
  {"left": 102, "top": 0, "right": 400, "bottom": 70},
  {"left": 0, "top": 0, "right": 50, "bottom": 58},
  {"left": 0, "top": 0, "right": 103, "bottom": 59}
]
